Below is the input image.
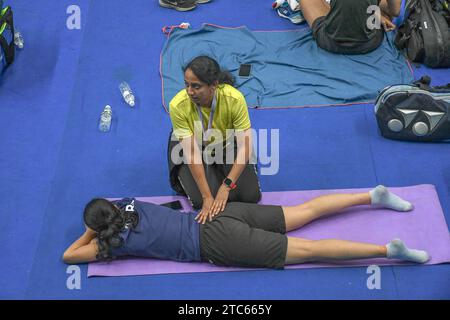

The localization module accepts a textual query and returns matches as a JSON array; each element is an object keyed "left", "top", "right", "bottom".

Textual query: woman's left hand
[{"left": 211, "top": 185, "right": 230, "bottom": 216}]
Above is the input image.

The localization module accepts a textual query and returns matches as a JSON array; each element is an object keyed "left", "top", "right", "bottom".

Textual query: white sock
[
  {"left": 386, "top": 239, "right": 430, "bottom": 263},
  {"left": 370, "top": 185, "right": 414, "bottom": 212},
  {"left": 288, "top": 0, "right": 299, "bottom": 11}
]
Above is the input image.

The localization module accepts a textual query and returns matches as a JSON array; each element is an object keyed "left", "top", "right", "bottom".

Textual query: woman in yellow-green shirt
[{"left": 168, "top": 56, "right": 261, "bottom": 224}]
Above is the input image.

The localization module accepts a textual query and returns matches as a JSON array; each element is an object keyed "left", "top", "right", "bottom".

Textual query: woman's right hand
[{"left": 195, "top": 196, "right": 215, "bottom": 224}]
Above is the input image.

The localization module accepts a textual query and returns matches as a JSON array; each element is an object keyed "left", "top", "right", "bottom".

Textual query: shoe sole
[
  {"left": 159, "top": 0, "right": 196, "bottom": 11},
  {"left": 196, "top": 0, "right": 211, "bottom": 3}
]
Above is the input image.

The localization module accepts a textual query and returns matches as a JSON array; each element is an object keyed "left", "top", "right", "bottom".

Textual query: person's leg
[
  {"left": 285, "top": 237, "right": 429, "bottom": 264},
  {"left": 177, "top": 165, "right": 203, "bottom": 209},
  {"left": 220, "top": 163, "right": 261, "bottom": 204},
  {"left": 282, "top": 186, "right": 413, "bottom": 232},
  {"left": 285, "top": 237, "right": 386, "bottom": 264},
  {"left": 299, "top": 0, "right": 331, "bottom": 27},
  {"left": 177, "top": 164, "right": 222, "bottom": 209}
]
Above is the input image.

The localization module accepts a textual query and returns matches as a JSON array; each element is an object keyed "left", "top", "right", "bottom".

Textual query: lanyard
[{"left": 196, "top": 92, "right": 217, "bottom": 139}]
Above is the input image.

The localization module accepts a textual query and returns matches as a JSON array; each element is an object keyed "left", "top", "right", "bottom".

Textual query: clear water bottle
[
  {"left": 99, "top": 105, "right": 112, "bottom": 132},
  {"left": 14, "top": 30, "right": 24, "bottom": 49},
  {"left": 119, "top": 81, "right": 135, "bottom": 107}
]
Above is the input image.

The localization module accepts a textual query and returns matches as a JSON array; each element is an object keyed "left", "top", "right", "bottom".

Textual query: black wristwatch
[{"left": 223, "top": 178, "right": 237, "bottom": 190}]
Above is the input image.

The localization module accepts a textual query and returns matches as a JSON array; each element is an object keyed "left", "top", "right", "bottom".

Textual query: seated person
[
  {"left": 299, "top": 0, "right": 402, "bottom": 54},
  {"left": 63, "top": 185, "right": 429, "bottom": 268},
  {"left": 168, "top": 55, "right": 261, "bottom": 224}
]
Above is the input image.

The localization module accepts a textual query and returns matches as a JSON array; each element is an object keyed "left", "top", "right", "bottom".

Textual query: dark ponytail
[
  {"left": 83, "top": 198, "right": 137, "bottom": 261},
  {"left": 185, "top": 56, "right": 235, "bottom": 86}
]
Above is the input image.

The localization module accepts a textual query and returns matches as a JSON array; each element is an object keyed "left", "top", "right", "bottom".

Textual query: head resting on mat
[
  {"left": 184, "top": 56, "right": 234, "bottom": 107},
  {"left": 83, "top": 198, "right": 137, "bottom": 261}
]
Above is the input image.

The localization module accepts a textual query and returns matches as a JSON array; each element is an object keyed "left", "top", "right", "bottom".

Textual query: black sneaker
[{"left": 159, "top": 0, "right": 197, "bottom": 11}]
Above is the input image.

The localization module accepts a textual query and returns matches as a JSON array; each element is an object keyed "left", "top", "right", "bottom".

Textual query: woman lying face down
[{"left": 63, "top": 186, "right": 430, "bottom": 268}]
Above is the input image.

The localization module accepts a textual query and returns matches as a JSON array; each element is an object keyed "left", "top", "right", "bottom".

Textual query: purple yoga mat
[{"left": 88, "top": 185, "right": 450, "bottom": 277}]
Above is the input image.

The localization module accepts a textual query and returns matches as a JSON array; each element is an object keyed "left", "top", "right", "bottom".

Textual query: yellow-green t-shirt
[{"left": 169, "top": 84, "right": 251, "bottom": 143}]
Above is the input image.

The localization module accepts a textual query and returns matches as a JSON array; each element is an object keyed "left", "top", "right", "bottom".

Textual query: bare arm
[
  {"left": 180, "top": 135, "right": 217, "bottom": 224},
  {"left": 379, "top": 0, "right": 402, "bottom": 17},
  {"left": 226, "top": 128, "right": 253, "bottom": 183},
  {"left": 62, "top": 228, "right": 98, "bottom": 264},
  {"left": 180, "top": 135, "right": 213, "bottom": 200},
  {"left": 210, "top": 129, "right": 253, "bottom": 214}
]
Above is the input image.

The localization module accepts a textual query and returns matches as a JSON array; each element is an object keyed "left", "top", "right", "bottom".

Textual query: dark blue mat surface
[{"left": 0, "top": 0, "right": 449, "bottom": 299}]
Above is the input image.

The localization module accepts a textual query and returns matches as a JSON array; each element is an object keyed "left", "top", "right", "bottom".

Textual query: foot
[
  {"left": 370, "top": 185, "right": 414, "bottom": 212},
  {"left": 276, "top": 1, "right": 305, "bottom": 24},
  {"left": 159, "top": 0, "right": 197, "bottom": 11},
  {"left": 386, "top": 239, "right": 430, "bottom": 263}
]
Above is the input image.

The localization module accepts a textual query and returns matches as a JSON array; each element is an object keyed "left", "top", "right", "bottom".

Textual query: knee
[
  {"left": 188, "top": 197, "right": 203, "bottom": 210},
  {"left": 178, "top": 175, "right": 203, "bottom": 209},
  {"left": 238, "top": 187, "right": 261, "bottom": 204}
]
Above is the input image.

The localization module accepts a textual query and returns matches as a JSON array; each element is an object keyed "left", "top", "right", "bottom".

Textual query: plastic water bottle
[
  {"left": 119, "top": 81, "right": 135, "bottom": 107},
  {"left": 99, "top": 105, "right": 112, "bottom": 132},
  {"left": 14, "top": 30, "right": 24, "bottom": 49}
]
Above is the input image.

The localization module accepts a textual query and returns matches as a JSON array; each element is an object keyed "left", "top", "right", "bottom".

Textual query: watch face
[{"left": 224, "top": 178, "right": 232, "bottom": 186}]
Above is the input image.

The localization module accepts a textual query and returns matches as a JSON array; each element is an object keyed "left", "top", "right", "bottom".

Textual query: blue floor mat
[
  {"left": 161, "top": 24, "right": 413, "bottom": 109},
  {"left": 0, "top": 0, "right": 88, "bottom": 299},
  {"left": 0, "top": 0, "right": 449, "bottom": 299}
]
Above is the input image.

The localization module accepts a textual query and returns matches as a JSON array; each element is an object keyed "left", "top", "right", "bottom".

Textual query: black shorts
[
  {"left": 199, "top": 202, "right": 288, "bottom": 269},
  {"left": 312, "top": 16, "right": 384, "bottom": 55}
]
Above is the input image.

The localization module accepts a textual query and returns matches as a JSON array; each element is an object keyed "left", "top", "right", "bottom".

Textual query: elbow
[
  {"left": 62, "top": 252, "right": 73, "bottom": 264},
  {"left": 62, "top": 250, "right": 78, "bottom": 264}
]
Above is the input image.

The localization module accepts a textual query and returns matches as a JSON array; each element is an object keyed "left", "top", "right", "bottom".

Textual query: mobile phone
[
  {"left": 238, "top": 64, "right": 252, "bottom": 77},
  {"left": 161, "top": 200, "right": 183, "bottom": 210}
]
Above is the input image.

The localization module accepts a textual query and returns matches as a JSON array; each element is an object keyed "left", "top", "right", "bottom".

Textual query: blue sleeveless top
[{"left": 110, "top": 198, "right": 201, "bottom": 262}]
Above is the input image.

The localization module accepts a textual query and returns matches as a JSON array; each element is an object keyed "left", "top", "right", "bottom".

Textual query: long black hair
[
  {"left": 83, "top": 198, "right": 138, "bottom": 261},
  {"left": 184, "top": 56, "right": 235, "bottom": 86}
]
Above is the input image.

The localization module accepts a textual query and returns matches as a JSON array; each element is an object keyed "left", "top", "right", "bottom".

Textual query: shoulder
[
  {"left": 218, "top": 84, "right": 246, "bottom": 103},
  {"left": 169, "top": 89, "right": 191, "bottom": 114}
]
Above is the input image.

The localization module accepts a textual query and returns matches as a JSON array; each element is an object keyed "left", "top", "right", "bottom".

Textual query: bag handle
[
  {"left": 413, "top": 76, "right": 432, "bottom": 89},
  {"left": 413, "top": 76, "right": 450, "bottom": 90}
]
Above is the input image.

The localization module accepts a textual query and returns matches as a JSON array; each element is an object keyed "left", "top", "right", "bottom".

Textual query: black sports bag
[
  {"left": 395, "top": 0, "right": 450, "bottom": 68},
  {"left": 375, "top": 76, "right": 450, "bottom": 142}
]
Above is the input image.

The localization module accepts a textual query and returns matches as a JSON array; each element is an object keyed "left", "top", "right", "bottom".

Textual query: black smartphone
[
  {"left": 238, "top": 64, "right": 252, "bottom": 77},
  {"left": 161, "top": 200, "right": 183, "bottom": 210}
]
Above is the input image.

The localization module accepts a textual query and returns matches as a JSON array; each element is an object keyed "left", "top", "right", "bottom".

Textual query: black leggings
[{"left": 177, "top": 162, "right": 261, "bottom": 209}]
